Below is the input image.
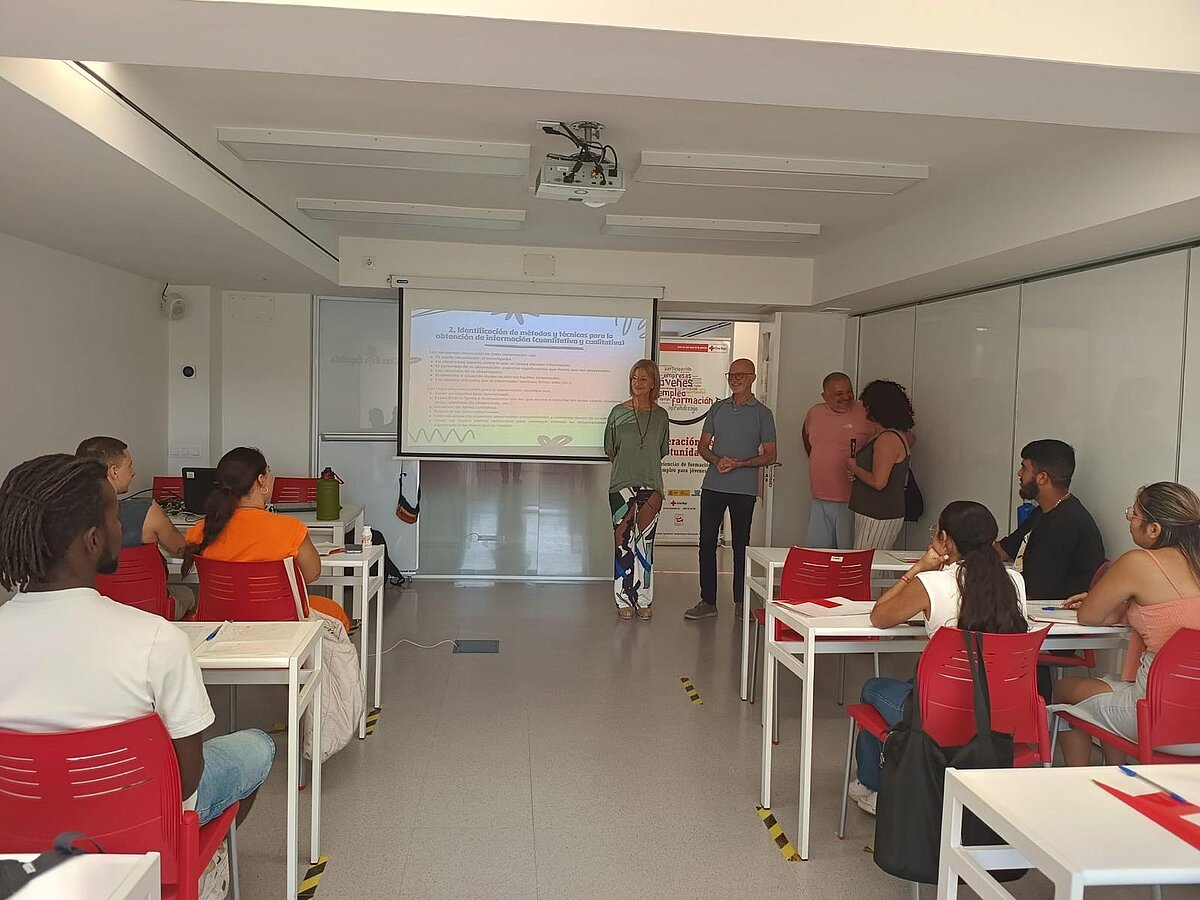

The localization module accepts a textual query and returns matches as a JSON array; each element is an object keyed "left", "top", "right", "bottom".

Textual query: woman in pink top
[{"left": 1056, "top": 481, "right": 1200, "bottom": 764}]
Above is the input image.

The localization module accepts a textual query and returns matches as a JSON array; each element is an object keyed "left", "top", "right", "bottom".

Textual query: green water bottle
[{"left": 316, "top": 466, "right": 342, "bottom": 521}]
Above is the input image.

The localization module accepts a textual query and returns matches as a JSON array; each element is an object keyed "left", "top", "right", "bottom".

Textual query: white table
[
  {"left": 939, "top": 765, "right": 1200, "bottom": 899},
  {"left": 311, "top": 545, "right": 386, "bottom": 737},
  {"left": 2, "top": 852, "right": 160, "bottom": 899},
  {"left": 176, "top": 620, "right": 323, "bottom": 900},
  {"left": 169, "top": 502, "right": 366, "bottom": 547},
  {"left": 759, "top": 602, "right": 1130, "bottom": 860},
  {"left": 740, "top": 547, "right": 929, "bottom": 701},
  {"left": 167, "top": 546, "right": 385, "bottom": 738}
]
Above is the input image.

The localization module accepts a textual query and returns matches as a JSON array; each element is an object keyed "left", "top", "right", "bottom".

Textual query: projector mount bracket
[{"left": 536, "top": 120, "right": 619, "bottom": 184}]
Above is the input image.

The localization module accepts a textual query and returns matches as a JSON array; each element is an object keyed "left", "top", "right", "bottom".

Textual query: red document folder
[{"left": 1094, "top": 780, "right": 1200, "bottom": 851}]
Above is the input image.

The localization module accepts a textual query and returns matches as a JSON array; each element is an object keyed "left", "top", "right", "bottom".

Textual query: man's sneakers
[
  {"left": 847, "top": 779, "right": 877, "bottom": 816},
  {"left": 684, "top": 601, "right": 718, "bottom": 620}
]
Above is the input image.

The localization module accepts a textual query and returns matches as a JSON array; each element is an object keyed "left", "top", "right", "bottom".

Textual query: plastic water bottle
[{"left": 1017, "top": 500, "right": 1037, "bottom": 526}]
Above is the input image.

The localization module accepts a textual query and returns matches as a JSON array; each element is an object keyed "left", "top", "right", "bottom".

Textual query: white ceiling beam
[
  {"left": 298, "top": 198, "right": 526, "bottom": 230},
  {"left": 604, "top": 215, "right": 820, "bottom": 242}
]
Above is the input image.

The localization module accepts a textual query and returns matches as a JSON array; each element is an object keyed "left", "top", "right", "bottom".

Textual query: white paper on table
[
  {"left": 194, "top": 622, "right": 299, "bottom": 658},
  {"left": 771, "top": 598, "right": 877, "bottom": 618},
  {"left": 312, "top": 541, "right": 343, "bottom": 555}
]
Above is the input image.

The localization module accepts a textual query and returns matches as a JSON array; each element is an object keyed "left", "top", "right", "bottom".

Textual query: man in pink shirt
[{"left": 802, "top": 372, "right": 873, "bottom": 548}]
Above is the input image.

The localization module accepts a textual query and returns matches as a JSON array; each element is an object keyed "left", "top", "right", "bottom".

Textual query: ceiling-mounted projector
[{"left": 534, "top": 120, "right": 624, "bottom": 208}]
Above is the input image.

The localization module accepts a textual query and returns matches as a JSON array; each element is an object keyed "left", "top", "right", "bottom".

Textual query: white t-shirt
[
  {"left": 915, "top": 563, "right": 1027, "bottom": 636},
  {"left": 0, "top": 587, "right": 215, "bottom": 739}
]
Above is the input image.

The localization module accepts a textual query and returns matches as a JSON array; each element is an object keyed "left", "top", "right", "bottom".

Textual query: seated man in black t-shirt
[{"left": 995, "top": 439, "right": 1106, "bottom": 700}]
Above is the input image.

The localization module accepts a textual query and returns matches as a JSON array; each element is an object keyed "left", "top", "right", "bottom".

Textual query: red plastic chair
[
  {"left": 1038, "top": 559, "right": 1111, "bottom": 674},
  {"left": 194, "top": 557, "right": 309, "bottom": 622},
  {"left": 96, "top": 544, "right": 173, "bottom": 620},
  {"left": 271, "top": 477, "right": 318, "bottom": 504},
  {"left": 838, "top": 626, "right": 1050, "bottom": 838},
  {"left": 0, "top": 713, "right": 239, "bottom": 900},
  {"left": 1053, "top": 627, "right": 1200, "bottom": 764},
  {"left": 153, "top": 476, "right": 185, "bottom": 501},
  {"left": 748, "top": 547, "right": 876, "bottom": 708}
]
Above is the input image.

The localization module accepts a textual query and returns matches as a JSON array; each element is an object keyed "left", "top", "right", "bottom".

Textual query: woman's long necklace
[{"left": 632, "top": 403, "right": 651, "bottom": 448}]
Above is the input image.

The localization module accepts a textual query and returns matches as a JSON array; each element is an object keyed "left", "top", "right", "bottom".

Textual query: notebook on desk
[{"left": 772, "top": 598, "right": 877, "bottom": 618}]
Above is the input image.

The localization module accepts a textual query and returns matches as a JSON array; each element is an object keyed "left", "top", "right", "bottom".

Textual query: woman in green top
[{"left": 605, "top": 359, "right": 671, "bottom": 619}]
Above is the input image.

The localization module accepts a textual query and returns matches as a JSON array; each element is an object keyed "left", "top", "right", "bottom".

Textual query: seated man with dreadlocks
[{"left": 0, "top": 454, "right": 275, "bottom": 879}]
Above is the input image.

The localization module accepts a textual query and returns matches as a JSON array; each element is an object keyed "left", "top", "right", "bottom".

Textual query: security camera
[{"left": 160, "top": 292, "right": 186, "bottom": 320}]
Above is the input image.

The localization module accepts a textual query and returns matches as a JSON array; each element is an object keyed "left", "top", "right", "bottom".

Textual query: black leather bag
[
  {"left": 0, "top": 834, "right": 100, "bottom": 899},
  {"left": 873, "top": 631, "right": 1024, "bottom": 885},
  {"left": 904, "top": 469, "right": 924, "bottom": 522}
]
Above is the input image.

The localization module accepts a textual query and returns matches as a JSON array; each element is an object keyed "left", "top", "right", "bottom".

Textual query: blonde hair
[
  {"left": 1136, "top": 482, "right": 1200, "bottom": 583},
  {"left": 629, "top": 359, "right": 661, "bottom": 404}
]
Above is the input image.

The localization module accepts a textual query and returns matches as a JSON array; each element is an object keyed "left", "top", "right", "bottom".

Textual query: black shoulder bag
[
  {"left": 0, "top": 834, "right": 101, "bottom": 898},
  {"left": 873, "top": 630, "right": 1025, "bottom": 885}
]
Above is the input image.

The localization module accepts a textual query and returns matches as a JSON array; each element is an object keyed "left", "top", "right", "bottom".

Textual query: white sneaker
[
  {"left": 855, "top": 790, "right": 878, "bottom": 816},
  {"left": 847, "top": 779, "right": 873, "bottom": 803},
  {"left": 198, "top": 839, "right": 230, "bottom": 900}
]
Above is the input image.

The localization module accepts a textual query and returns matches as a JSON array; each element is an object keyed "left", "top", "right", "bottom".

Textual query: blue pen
[
  {"left": 204, "top": 623, "right": 225, "bottom": 642},
  {"left": 1119, "top": 765, "right": 1188, "bottom": 803},
  {"left": 1041, "top": 606, "right": 1065, "bottom": 611}
]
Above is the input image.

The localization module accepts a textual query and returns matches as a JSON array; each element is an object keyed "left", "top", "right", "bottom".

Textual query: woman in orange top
[{"left": 185, "top": 447, "right": 349, "bottom": 630}]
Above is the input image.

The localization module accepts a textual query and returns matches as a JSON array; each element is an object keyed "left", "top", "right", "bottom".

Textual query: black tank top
[{"left": 849, "top": 430, "right": 910, "bottom": 520}]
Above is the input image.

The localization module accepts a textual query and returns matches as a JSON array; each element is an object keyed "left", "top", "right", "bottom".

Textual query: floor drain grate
[{"left": 452, "top": 639, "right": 500, "bottom": 654}]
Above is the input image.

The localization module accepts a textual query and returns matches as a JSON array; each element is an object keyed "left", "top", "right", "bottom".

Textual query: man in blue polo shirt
[{"left": 686, "top": 358, "right": 778, "bottom": 620}]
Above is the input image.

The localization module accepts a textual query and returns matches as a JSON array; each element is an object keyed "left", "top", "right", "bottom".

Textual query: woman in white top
[{"left": 847, "top": 500, "right": 1028, "bottom": 815}]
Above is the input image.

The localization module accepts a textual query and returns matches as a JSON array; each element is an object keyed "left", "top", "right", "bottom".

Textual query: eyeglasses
[
  {"left": 726, "top": 372, "right": 754, "bottom": 381},
  {"left": 928, "top": 524, "right": 940, "bottom": 539},
  {"left": 1125, "top": 506, "right": 1144, "bottom": 522}
]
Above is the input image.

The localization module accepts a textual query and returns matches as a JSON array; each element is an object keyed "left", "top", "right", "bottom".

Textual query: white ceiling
[
  {"left": 116, "top": 64, "right": 1145, "bottom": 259},
  {"left": 0, "top": 76, "right": 338, "bottom": 291}
]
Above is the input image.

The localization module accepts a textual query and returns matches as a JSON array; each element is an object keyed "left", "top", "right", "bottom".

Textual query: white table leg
[
  {"left": 373, "top": 565, "right": 384, "bottom": 710},
  {"left": 937, "top": 785, "right": 963, "bottom": 900},
  {"left": 285, "top": 659, "right": 299, "bottom": 900},
  {"left": 358, "top": 560, "right": 371, "bottom": 740},
  {"left": 760, "top": 607, "right": 777, "bottom": 809},
  {"left": 797, "top": 637, "right": 816, "bottom": 860},
  {"left": 310, "top": 638, "right": 323, "bottom": 863},
  {"left": 740, "top": 554, "right": 753, "bottom": 700}
]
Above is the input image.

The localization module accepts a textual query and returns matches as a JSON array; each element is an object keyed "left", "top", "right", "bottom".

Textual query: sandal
[
  {"left": 636, "top": 607, "right": 652, "bottom": 620},
  {"left": 617, "top": 608, "right": 634, "bottom": 620}
]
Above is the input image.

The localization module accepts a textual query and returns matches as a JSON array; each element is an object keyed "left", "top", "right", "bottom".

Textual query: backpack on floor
[{"left": 370, "top": 529, "right": 405, "bottom": 585}]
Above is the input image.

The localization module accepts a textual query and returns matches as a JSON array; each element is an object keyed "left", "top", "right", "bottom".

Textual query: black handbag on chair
[{"left": 873, "top": 630, "right": 1025, "bottom": 885}]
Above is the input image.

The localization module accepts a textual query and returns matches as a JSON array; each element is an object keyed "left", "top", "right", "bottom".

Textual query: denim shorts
[{"left": 195, "top": 729, "right": 276, "bottom": 825}]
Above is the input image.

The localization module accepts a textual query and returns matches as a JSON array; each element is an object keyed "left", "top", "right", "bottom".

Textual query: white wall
[
  {"left": 771, "top": 311, "right": 849, "bottom": 547},
  {"left": 1015, "top": 252, "right": 1188, "bottom": 555},
  {"left": 0, "top": 230, "right": 167, "bottom": 485},
  {"left": 166, "top": 285, "right": 215, "bottom": 469},
  {"left": 910, "top": 286, "right": 1020, "bottom": 538},
  {"left": 854, "top": 248, "right": 1195, "bottom": 560},
  {"left": 339, "top": 237, "right": 815, "bottom": 308},
  {"left": 219, "top": 291, "right": 314, "bottom": 475}
]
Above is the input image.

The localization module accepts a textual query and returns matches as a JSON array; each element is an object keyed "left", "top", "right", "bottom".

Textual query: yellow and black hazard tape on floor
[
  {"left": 268, "top": 721, "right": 287, "bottom": 735},
  {"left": 348, "top": 619, "right": 360, "bottom": 637},
  {"left": 297, "top": 855, "right": 329, "bottom": 899},
  {"left": 680, "top": 677, "right": 703, "bottom": 705},
  {"left": 756, "top": 806, "right": 801, "bottom": 862},
  {"left": 365, "top": 706, "right": 382, "bottom": 735}
]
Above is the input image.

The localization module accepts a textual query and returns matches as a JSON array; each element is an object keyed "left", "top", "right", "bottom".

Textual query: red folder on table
[{"left": 1094, "top": 780, "right": 1200, "bottom": 850}]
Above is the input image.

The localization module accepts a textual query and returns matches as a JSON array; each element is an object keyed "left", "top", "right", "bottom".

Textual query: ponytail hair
[
  {"left": 938, "top": 500, "right": 1027, "bottom": 634},
  {"left": 188, "top": 447, "right": 268, "bottom": 557},
  {"left": 1135, "top": 482, "right": 1200, "bottom": 584}
]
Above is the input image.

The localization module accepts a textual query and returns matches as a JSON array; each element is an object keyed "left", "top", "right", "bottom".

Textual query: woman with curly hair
[{"left": 845, "top": 379, "right": 914, "bottom": 550}]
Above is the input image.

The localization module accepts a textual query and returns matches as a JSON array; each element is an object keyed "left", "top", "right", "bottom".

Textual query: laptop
[{"left": 182, "top": 467, "right": 218, "bottom": 515}]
